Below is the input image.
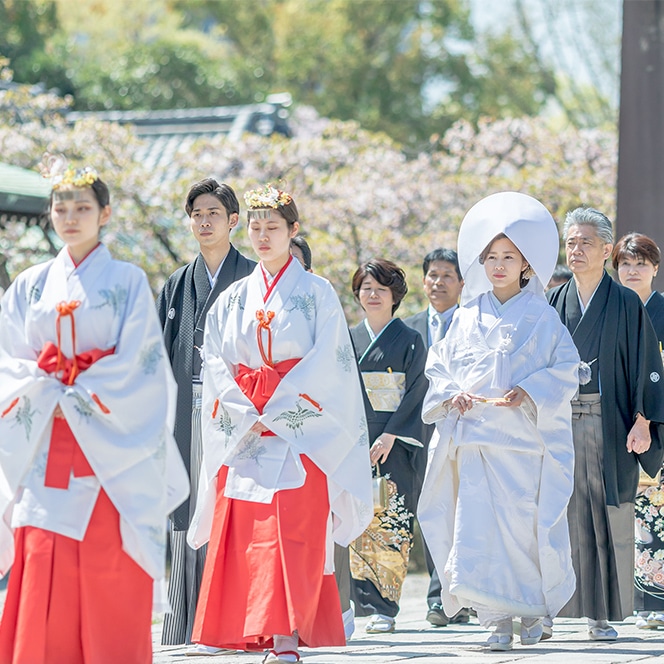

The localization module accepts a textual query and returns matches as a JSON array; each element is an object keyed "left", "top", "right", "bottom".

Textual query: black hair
[
  {"left": 49, "top": 177, "right": 110, "bottom": 208},
  {"left": 422, "top": 248, "right": 461, "bottom": 280},
  {"left": 352, "top": 258, "right": 408, "bottom": 314},
  {"left": 290, "top": 235, "right": 312, "bottom": 271},
  {"left": 185, "top": 178, "right": 239, "bottom": 217}
]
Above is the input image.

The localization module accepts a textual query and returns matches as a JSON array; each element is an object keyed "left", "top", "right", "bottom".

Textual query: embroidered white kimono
[
  {"left": 188, "top": 259, "right": 372, "bottom": 554},
  {"left": 418, "top": 291, "right": 579, "bottom": 625},
  {"left": 0, "top": 245, "right": 189, "bottom": 580}
]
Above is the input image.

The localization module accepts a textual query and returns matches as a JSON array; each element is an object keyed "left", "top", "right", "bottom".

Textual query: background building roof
[
  {"left": 4, "top": 95, "right": 292, "bottom": 218},
  {"left": 0, "top": 162, "right": 50, "bottom": 228},
  {"left": 67, "top": 94, "right": 292, "bottom": 178}
]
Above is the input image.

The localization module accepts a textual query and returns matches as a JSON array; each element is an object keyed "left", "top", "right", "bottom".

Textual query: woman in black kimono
[
  {"left": 613, "top": 233, "right": 664, "bottom": 628},
  {"left": 348, "top": 259, "right": 429, "bottom": 634}
]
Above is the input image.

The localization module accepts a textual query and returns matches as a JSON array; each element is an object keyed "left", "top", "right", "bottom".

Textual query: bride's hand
[
  {"left": 497, "top": 386, "right": 527, "bottom": 407},
  {"left": 451, "top": 392, "right": 474, "bottom": 414}
]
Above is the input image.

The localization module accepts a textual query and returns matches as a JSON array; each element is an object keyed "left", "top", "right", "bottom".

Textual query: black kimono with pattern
[{"left": 349, "top": 318, "right": 429, "bottom": 618}]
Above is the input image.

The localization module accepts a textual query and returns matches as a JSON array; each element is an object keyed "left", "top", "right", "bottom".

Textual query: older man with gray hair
[{"left": 547, "top": 207, "right": 664, "bottom": 640}]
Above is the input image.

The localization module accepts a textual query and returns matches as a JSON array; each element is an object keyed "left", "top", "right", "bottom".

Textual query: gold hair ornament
[
  {"left": 244, "top": 184, "right": 292, "bottom": 210},
  {"left": 39, "top": 153, "right": 99, "bottom": 191},
  {"left": 522, "top": 265, "right": 535, "bottom": 280}
]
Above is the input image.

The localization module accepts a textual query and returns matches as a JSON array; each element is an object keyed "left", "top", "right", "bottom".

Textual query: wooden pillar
[{"left": 616, "top": 0, "right": 664, "bottom": 287}]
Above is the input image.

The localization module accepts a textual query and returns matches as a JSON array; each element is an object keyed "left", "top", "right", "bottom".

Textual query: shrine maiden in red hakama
[
  {"left": 188, "top": 192, "right": 372, "bottom": 658},
  {"left": 0, "top": 163, "right": 188, "bottom": 664}
]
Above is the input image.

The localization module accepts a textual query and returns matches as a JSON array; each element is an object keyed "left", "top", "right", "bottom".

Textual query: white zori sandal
[
  {"left": 486, "top": 618, "right": 513, "bottom": 651},
  {"left": 262, "top": 650, "right": 300, "bottom": 663},
  {"left": 520, "top": 617, "right": 543, "bottom": 645}
]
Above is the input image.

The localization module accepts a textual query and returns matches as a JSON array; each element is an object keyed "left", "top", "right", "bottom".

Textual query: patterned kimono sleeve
[
  {"left": 62, "top": 269, "right": 174, "bottom": 439},
  {"left": 264, "top": 280, "right": 369, "bottom": 464},
  {"left": 0, "top": 272, "right": 63, "bottom": 494},
  {"left": 0, "top": 271, "right": 64, "bottom": 574},
  {"left": 422, "top": 329, "right": 462, "bottom": 425},
  {"left": 200, "top": 293, "right": 261, "bottom": 474},
  {"left": 516, "top": 317, "right": 580, "bottom": 425}
]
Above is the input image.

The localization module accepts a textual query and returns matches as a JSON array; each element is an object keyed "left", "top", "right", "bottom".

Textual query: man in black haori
[
  {"left": 404, "top": 248, "right": 468, "bottom": 628},
  {"left": 157, "top": 179, "right": 255, "bottom": 651},
  {"left": 547, "top": 207, "right": 664, "bottom": 641}
]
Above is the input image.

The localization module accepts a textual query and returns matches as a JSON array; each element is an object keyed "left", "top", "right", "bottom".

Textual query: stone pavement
[{"left": 152, "top": 573, "right": 664, "bottom": 663}]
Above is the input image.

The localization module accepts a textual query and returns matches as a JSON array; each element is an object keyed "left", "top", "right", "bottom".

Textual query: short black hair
[
  {"left": 422, "top": 248, "right": 461, "bottom": 280},
  {"left": 185, "top": 178, "right": 239, "bottom": 217},
  {"left": 352, "top": 258, "right": 408, "bottom": 314},
  {"left": 290, "top": 235, "right": 312, "bottom": 271}
]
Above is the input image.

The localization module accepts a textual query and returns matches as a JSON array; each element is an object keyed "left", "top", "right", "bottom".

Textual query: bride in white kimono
[
  {"left": 0, "top": 160, "right": 188, "bottom": 664},
  {"left": 418, "top": 192, "right": 579, "bottom": 651}
]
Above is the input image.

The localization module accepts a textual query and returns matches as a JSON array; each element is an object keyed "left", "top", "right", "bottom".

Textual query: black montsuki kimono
[
  {"left": 547, "top": 272, "right": 664, "bottom": 506},
  {"left": 634, "top": 290, "right": 664, "bottom": 612},
  {"left": 157, "top": 247, "right": 255, "bottom": 529},
  {"left": 349, "top": 318, "right": 429, "bottom": 618},
  {"left": 646, "top": 290, "right": 664, "bottom": 341}
]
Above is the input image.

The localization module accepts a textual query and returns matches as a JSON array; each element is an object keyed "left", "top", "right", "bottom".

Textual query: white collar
[
  {"left": 204, "top": 256, "right": 226, "bottom": 288},
  {"left": 577, "top": 277, "right": 603, "bottom": 315}
]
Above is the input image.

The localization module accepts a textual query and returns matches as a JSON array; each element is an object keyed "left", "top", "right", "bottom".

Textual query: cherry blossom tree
[{"left": 0, "top": 65, "right": 617, "bottom": 319}]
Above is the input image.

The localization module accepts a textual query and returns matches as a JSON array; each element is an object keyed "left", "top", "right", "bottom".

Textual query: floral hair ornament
[
  {"left": 244, "top": 184, "right": 292, "bottom": 220},
  {"left": 39, "top": 153, "right": 99, "bottom": 197}
]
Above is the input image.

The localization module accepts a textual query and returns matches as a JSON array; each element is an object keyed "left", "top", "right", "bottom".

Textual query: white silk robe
[
  {"left": 418, "top": 291, "right": 579, "bottom": 625},
  {"left": 188, "top": 259, "right": 373, "bottom": 556},
  {"left": 0, "top": 245, "right": 189, "bottom": 581}
]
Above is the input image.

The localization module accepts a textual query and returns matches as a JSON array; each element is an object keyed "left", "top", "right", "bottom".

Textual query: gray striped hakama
[
  {"left": 161, "top": 383, "right": 208, "bottom": 645},
  {"left": 559, "top": 394, "right": 635, "bottom": 621}
]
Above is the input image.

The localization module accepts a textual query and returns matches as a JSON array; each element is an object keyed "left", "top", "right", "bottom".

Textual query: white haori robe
[
  {"left": 418, "top": 291, "right": 579, "bottom": 625},
  {"left": 188, "top": 259, "right": 372, "bottom": 562},
  {"left": 0, "top": 245, "right": 189, "bottom": 582}
]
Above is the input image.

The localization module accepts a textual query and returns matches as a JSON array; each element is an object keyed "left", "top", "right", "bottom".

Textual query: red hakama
[
  {"left": 192, "top": 459, "right": 343, "bottom": 650},
  {"left": 0, "top": 339, "right": 153, "bottom": 664},
  {"left": 192, "top": 356, "right": 344, "bottom": 650},
  {"left": 0, "top": 489, "right": 152, "bottom": 664}
]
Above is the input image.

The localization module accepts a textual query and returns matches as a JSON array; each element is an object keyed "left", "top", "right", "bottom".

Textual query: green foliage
[
  {"left": 0, "top": 0, "right": 60, "bottom": 83},
  {"left": 2, "top": 0, "right": 566, "bottom": 146}
]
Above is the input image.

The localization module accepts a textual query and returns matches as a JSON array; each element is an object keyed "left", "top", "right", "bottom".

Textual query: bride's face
[{"left": 483, "top": 236, "right": 528, "bottom": 292}]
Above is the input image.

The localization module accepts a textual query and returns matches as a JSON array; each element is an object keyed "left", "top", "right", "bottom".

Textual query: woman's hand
[
  {"left": 496, "top": 386, "right": 527, "bottom": 408},
  {"left": 451, "top": 392, "right": 475, "bottom": 415},
  {"left": 250, "top": 421, "right": 269, "bottom": 435},
  {"left": 53, "top": 405, "right": 64, "bottom": 419},
  {"left": 627, "top": 413, "right": 651, "bottom": 454},
  {"left": 370, "top": 433, "right": 396, "bottom": 465}
]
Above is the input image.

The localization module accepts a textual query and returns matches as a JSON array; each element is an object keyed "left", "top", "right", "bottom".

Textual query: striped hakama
[
  {"left": 559, "top": 394, "right": 634, "bottom": 620},
  {"left": 161, "top": 383, "right": 208, "bottom": 645}
]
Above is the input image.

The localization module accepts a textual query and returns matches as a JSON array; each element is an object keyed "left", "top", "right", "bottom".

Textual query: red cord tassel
[
  {"left": 299, "top": 393, "right": 322, "bottom": 412},
  {"left": 91, "top": 393, "right": 111, "bottom": 414},
  {"left": 1, "top": 397, "right": 19, "bottom": 418}
]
